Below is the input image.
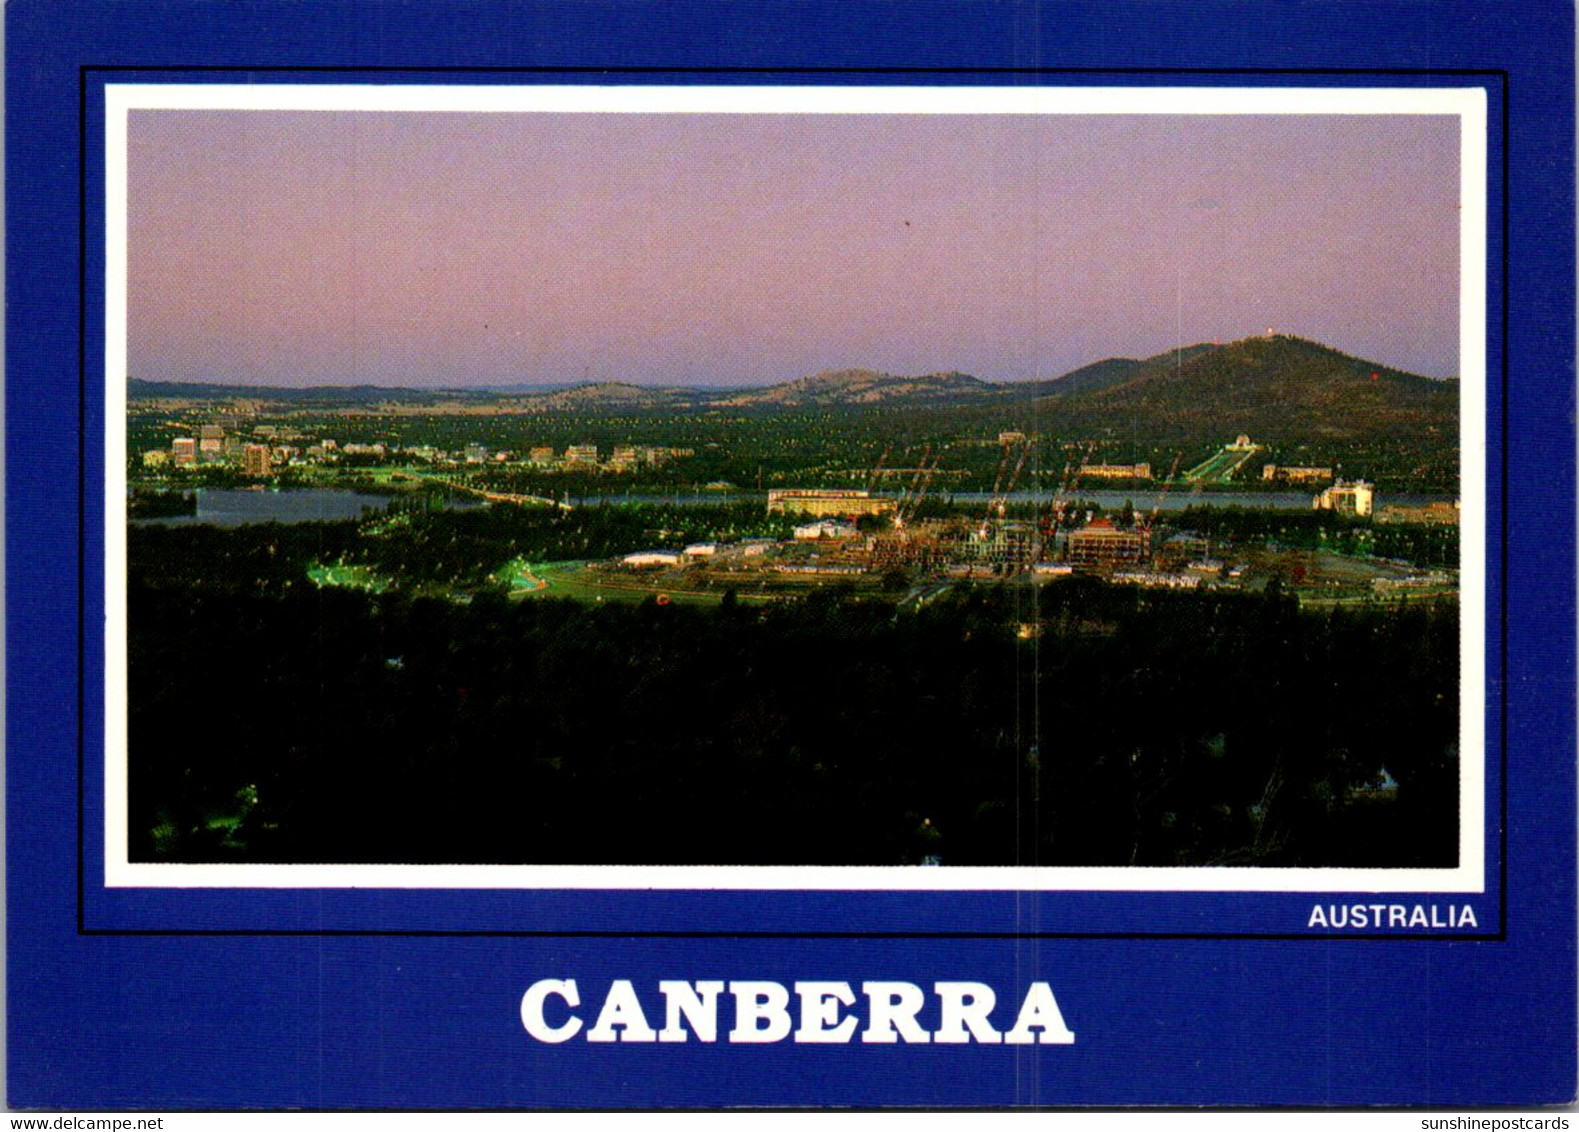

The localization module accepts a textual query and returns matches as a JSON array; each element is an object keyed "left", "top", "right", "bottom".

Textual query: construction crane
[
  {"left": 892, "top": 444, "right": 936, "bottom": 531},
  {"left": 870, "top": 446, "right": 944, "bottom": 570},
  {"left": 980, "top": 438, "right": 1015, "bottom": 536},
  {"left": 1143, "top": 454, "right": 1184, "bottom": 527},
  {"left": 1134, "top": 453, "right": 1184, "bottom": 564},
  {"left": 1032, "top": 440, "right": 1097, "bottom": 563},
  {"left": 898, "top": 448, "right": 942, "bottom": 529},
  {"left": 979, "top": 435, "right": 1029, "bottom": 540},
  {"left": 862, "top": 443, "right": 892, "bottom": 495}
]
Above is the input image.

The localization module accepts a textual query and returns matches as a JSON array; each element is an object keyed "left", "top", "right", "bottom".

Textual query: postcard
[{"left": 9, "top": 0, "right": 1574, "bottom": 1110}]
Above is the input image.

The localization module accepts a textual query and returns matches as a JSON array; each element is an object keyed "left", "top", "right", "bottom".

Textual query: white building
[
  {"left": 1313, "top": 479, "right": 1375, "bottom": 517},
  {"left": 622, "top": 550, "right": 682, "bottom": 568},
  {"left": 794, "top": 519, "right": 859, "bottom": 540}
]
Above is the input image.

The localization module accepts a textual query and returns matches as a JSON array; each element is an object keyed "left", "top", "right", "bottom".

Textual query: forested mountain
[
  {"left": 1007, "top": 343, "right": 1222, "bottom": 399},
  {"left": 1033, "top": 334, "right": 1457, "bottom": 442}
]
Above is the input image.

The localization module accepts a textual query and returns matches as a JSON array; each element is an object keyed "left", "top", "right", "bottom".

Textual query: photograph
[{"left": 111, "top": 87, "right": 1479, "bottom": 876}]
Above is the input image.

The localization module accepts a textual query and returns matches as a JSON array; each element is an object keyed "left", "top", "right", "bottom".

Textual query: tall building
[
  {"left": 171, "top": 437, "right": 197, "bottom": 467},
  {"left": 243, "top": 444, "right": 273, "bottom": 477}
]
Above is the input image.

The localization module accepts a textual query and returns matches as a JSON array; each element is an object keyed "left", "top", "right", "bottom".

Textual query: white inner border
[{"left": 104, "top": 84, "right": 1487, "bottom": 892}]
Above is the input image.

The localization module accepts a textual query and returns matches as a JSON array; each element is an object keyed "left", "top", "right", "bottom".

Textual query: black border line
[{"left": 78, "top": 64, "right": 1512, "bottom": 941}]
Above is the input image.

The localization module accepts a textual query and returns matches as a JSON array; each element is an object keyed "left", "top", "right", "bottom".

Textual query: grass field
[
  {"left": 511, "top": 560, "right": 823, "bottom": 605},
  {"left": 307, "top": 563, "right": 390, "bottom": 593}
]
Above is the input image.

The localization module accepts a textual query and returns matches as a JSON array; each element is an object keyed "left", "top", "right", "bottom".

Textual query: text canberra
[{"left": 521, "top": 979, "right": 1076, "bottom": 1045}]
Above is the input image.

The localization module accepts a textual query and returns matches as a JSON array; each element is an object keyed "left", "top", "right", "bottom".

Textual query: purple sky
[{"left": 128, "top": 111, "right": 1461, "bottom": 386}]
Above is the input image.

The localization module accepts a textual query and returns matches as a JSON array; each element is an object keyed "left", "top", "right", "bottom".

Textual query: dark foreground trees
[{"left": 128, "top": 536, "right": 1459, "bottom": 868}]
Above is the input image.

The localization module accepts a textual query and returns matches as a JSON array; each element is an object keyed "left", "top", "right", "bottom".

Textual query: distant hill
[
  {"left": 1007, "top": 343, "right": 1221, "bottom": 399},
  {"left": 1035, "top": 334, "right": 1457, "bottom": 442},
  {"left": 521, "top": 381, "right": 700, "bottom": 411},
  {"left": 127, "top": 379, "right": 492, "bottom": 405},
  {"left": 712, "top": 368, "right": 995, "bottom": 408},
  {"left": 127, "top": 335, "right": 1457, "bottom": 446}
]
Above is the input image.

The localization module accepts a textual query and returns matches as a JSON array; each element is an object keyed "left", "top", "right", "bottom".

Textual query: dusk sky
[{"left": 127, "top": 110, "right": 1461, "bottom": 386}]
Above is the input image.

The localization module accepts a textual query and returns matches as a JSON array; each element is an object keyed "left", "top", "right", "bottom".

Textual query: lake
[
  {"left": 134, "top": 486, "right": 1457, "bottom": 526},
  {"left": 133, "top": 488, "right": 400, "bottom": 527}
]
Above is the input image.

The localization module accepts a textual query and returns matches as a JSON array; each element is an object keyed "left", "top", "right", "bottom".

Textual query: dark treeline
[{"left": 128, "top": 563, "right": 1458, "bottom": 868}]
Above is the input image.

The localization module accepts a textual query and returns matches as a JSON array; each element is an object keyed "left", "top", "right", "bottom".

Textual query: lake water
[
  {"left": 135, "top": 486, "right": 1457, "bottom": 526},
  {"left": 134, "top": 488, "right": 400, "bottom": 527}
]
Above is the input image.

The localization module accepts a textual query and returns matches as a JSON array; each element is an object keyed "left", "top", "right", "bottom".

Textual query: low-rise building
[
  {"left": 1263, "top": 464, "right": 1334, "bottom": 483},
  {"left": 1376, "top": 501, "right": 1460, "bottom": 526},
  {"left": 198, "top": 424, "right": 225, "bottom": 457},
  {"left": 1111, "top": 570, "right": 1202, "bottom": 589},
  {"left": 773, "top": 563, "right": 864, "bottom": 575},
  {"left": 767, "top": 489, "right": 896, "bottom": 518},
  {"left": 621, "top": 550, "right": 682, "bottom": 568},
  {"left": 1067, "top": 518, "right": 1149, "bottom": 567},
  {"left": 794, "top": 519, "right": 859, "bottom": 540},
  {"left": 1083, "top": 462, "right": 1152, "bottom": 480}
]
